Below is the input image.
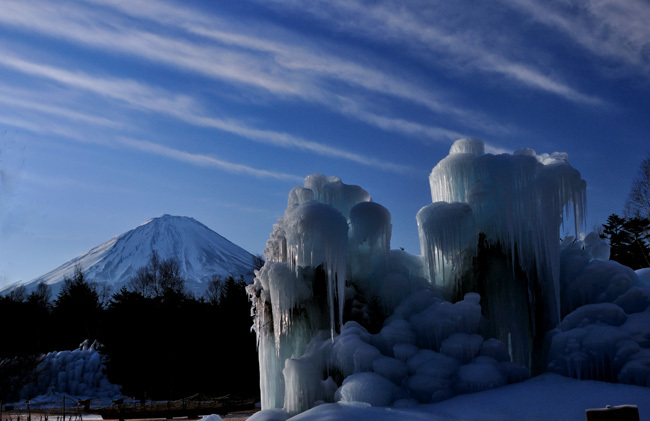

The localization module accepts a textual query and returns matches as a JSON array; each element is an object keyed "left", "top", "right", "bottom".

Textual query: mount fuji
[{"left": 1, "top": 214, "right": 258, "bottom": 298}]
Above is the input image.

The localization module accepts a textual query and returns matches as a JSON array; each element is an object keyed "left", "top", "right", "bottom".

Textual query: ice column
[
  {"left": 419, "top": 138, "right": 586, "bottom": 370},
  {"left": 248, "top": 175, "right": 372, "bottom": 410},
  {"left": 348, "top": 201, "right": 392, "bottom": 282}
]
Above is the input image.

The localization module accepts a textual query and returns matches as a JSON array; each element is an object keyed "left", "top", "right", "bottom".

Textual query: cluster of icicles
[{"left": 247, "top": 138, "right": 648, "bottom": 417}]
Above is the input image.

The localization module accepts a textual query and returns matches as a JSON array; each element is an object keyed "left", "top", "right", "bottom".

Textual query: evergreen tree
[
  {"left": 51, "top": 265, "right": 102, "bottom": 349},
  {"left": 601, "top": 214, "right": 650, "bottom": 269}
]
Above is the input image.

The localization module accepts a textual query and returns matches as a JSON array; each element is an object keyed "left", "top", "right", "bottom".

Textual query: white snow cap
[{"left": 449, "top": 137, "right": 485, "bottom": 156}]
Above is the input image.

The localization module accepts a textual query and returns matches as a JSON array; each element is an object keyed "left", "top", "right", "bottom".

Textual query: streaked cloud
[
  {"left": 0, "top": 84, "right": 120, "bottom": 128},
  {"left": 261, "top": 0, "right": 605, "bottom": 105},
  {"left": 0, "top": 50, "right": 417, "bottom": 174},
  {"left": 0, "top": 0, "right": 506, "bottom": 140},
  {"left": 116, "top": 137, "right": 303, "bottom": 182},
  {"left": 500, "top": 0, "right": 650, "bottom": 77}
]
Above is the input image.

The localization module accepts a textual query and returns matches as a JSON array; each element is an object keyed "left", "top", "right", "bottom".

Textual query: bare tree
[
  {"left": 158, "top": 258, "right": 184, "bottom": 295},
  {"left": 128, "top": 251, "right": 185, "bottom": 298},
  {"left": 8, "top": 285, "right": 27, "bottom": 302},
  {"left": 129, "top": 250, "right": 161, "bottom": 297},
  {"left": 28, "top": 281, "right": 52, "bottom": 307},
  {"left": 205, "top": 274, "right": 223, "bottom": 304},
  {"left": 625, "top": 156, "right": 650, "bottom": 219}
]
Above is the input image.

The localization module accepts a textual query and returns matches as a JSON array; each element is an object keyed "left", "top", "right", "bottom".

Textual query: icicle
[{"left": 416, "top": 201, "right": 475, "bottom": 291}]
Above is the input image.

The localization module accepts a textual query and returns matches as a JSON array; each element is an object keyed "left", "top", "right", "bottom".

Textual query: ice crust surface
[{"left": 248, "top": 139, "right": 650, "bottom": 418}]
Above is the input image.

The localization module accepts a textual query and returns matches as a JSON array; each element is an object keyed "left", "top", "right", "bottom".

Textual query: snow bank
[
  {"left": 200, "top": 415, "right": 223, "bottom": 421},
  {"left": 285, "top": 373, "right": 650, "bottom": 421}
]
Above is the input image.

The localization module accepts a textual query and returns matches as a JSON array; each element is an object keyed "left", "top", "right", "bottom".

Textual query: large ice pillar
[
  {"left": 248, "top": 175, "right": 372, "bottom": 411},
  {"left": 418, "top": 138, "right": 586, "bottom": 372}
]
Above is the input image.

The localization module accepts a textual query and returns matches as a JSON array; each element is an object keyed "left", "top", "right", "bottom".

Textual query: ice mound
[
  {"left": 200, "top": 415, "right": 224, "bottom": 421},
  {"left": 19, "top": 340, "right": 121, "bottom": 399},
  {"left": 548, "top": 240, "right": 650, "bottom": 386},
  {"left": 636, "top": 268, "right": 650, "bottom": 285},
  {"left": 334, "top": 372, "right": 399, "bottom": 406}
]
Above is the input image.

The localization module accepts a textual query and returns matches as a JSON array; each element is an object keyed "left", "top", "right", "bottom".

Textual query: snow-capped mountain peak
[{"left": 1, "top": 215, "right": 257, "bottom": 297}]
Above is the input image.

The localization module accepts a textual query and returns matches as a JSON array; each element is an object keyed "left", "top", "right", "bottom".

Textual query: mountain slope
[{"left": 1, "top": 214, "right": 257, "bottom": 297}]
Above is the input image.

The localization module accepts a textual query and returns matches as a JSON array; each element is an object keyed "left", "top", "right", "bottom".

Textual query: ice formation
[
  {"left": 418, "top": 138, "right": 587, "bottom": 370},
  {"left": 19, "top": 340, "right": 121, "bottom": 399},
  {"left": 248, "top": 139, "right": 650, "bottom": 418},
  {"left": 547, "top": 235, "right": 650, "bottom": 385}
]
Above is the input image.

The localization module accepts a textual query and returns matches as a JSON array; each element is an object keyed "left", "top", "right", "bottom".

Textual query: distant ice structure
[
  {"left": 248, "top": 139, "right": 650, "bottom": 418},
  {"left": 19, "top": 340, "right": 121, "bottom": 399}
]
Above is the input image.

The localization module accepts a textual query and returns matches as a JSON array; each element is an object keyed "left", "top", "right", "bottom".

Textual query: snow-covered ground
[{"left": 251, "top": 373, "right": 649, "bottom": 420}]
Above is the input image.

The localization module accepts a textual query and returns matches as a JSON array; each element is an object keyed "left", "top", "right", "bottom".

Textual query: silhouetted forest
[
  {"left": 0, "top": 255, "right": 259, "bottom": 402},
  {"left": 601, "top": 214, "right": 650, "bottom": 269}
]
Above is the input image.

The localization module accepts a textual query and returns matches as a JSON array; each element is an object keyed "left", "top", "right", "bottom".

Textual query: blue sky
[{"left": 1, "top": 0, "right": 649, "bottom": 288}]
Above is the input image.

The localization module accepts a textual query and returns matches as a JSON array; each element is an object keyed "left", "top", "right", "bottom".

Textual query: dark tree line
[{"left": 0, "top": 256, "right": 259, "bottom": 402}]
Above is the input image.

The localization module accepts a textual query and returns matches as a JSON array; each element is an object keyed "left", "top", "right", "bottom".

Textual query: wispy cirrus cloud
[
  {"left": 98, "top": 0, "right": 494, "bottom": 128},
  {"left": 0, "top": 114, "right": 102, "bottom": 144},
  {"left": 0, "top": 52, "right": 196, "bottom": 114},
  {"left": 116, "top": 137, "right": 302, "bottom": 182},
  {"left": 0, "top": 84, "right": 120, "bottom": 128},
  {"left": 0, "top": 112, "right": 300, "bottom": 182},
  {"left": 261, "top": 0, "right": 605, "bottom": 105},
  {"left": 499, "top": 0, "right": 650, "bottom": 77},
  {"left": 0, "top": 50, "right": 416, "bottom": 175},
  {"left": 0, "top": 0, "right": 302, "bottom": 96},
  {"left": 0, "top": 0, "right": 505, "bottom": 142}
]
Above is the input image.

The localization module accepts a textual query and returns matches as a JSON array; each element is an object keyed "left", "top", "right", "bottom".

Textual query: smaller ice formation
[
  {"left": 547, "top": 235, "right": 650, "bottom": 386},
  {"left": 19, "top": 340, "right": 121, "bottom": 399}
]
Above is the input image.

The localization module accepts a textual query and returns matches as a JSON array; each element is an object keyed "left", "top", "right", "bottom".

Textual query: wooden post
[
  {"left": 27, "top": 400, "right": 31, "bottom": 421},
  {"left": 62, "top": 396, "right": 66, "bottom": 421}
]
